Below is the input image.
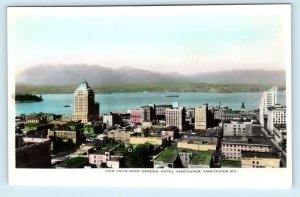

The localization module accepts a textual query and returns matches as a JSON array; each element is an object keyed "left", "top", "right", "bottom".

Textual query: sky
[{"left": 8, "top": 5, "right": 290, "bottom": 75}]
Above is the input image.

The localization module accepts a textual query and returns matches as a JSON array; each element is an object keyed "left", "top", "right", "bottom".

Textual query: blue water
[{"left": 16, "top": 92, "right": 286, "bottom": 116}]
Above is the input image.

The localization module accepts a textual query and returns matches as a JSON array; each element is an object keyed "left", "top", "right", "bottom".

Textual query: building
[
  {"left": 89, "top": 150, "right": 111, "bottom": 167},
  {"left": 73, "top": 79, "right": 99, "bottom": 123},
  {"left": 187, "top": 151, "right": 213, "bottom": 168},
  {"left": 165, "top": 107, "right": 185, "bottom": 131},
  {"left": 267, "top": 104, "right": 286, "bottom": 132},
  {"left": 142, "top": 105, "right": 154, "bottom": 121},
  {"left": 130, "top": 108, "right": 145, "bottom": 124},
  {"left": 177, "top": 135, "right": 218, "bottom": 151},
  {"left": 153, "top": 144, "right": 183, "bottom": 168},
  {"left": 89, "top": 146, "right": 124, "bottom": 168},
  {"left": 25, "top": 116, "right": 47, "bottom": 124},
  {"left": 129, "top": 136, "right": 162, "bottom": 145},
  {"left": 103, "top": 112, "right": 120, "bottom": 127},
  {"left": 259, "top": 87, "right": 277, "bottom": 127},
  {"left": 220, "top": 110, "right": 242, "bottom": 121},
  {"left": 107, "top": 130, "right": 134, "bottom": 144},
  {"left": 241, "top": 151, "right": 281, "bottom": 168},
  {"left": 47, "top": 130, "right": 80, "bottom": 144},
  {"left": 16, "top": 139, "right": 51, "bottom": 168},
  {"left": 273, "top": 124, "right": 286, "bottom": 144},
  {"left": 221, "top": 136, "right": 271, "bottom": 161},
  {"left": 155, "top": 104, "right": 172, "bottom": 119},
  {"left": 223, "top": 120, "right": 252, "bottom": 136},
  {"left": 161, "top": 126, "right": 179, "bottom": 140},
  {"left": 195, "top": 104, "right": 214, "bottom": 131}
]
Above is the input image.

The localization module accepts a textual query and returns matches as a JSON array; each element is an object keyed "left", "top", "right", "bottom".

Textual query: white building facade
[
  {"left": 165, "top": 107, "right": 185, "bottom": 131},
  {"left": 267, "top": 105, "right": 286, "bottom": 132},
  {"left": 259, "top": 87, "right": 277, "bottom": 127}
]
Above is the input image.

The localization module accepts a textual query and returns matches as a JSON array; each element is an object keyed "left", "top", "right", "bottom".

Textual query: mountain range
[{"left": 16, "top": 64, "right": 286, "bottom": 86}]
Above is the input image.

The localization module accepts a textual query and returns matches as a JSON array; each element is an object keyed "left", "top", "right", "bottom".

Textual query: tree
[{"left": 126, "top": 144, "right": 154, "bottom": 168}]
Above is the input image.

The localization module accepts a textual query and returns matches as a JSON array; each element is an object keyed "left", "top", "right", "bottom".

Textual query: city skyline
[{"left": 8, "top": 5, "right": 290, "bottom": 75}]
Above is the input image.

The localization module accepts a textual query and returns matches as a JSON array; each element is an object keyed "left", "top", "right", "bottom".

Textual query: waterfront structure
[
  {"left": 241, "top": 151, "right": 281, "bottom": 168},
  {"left": 223, "top": 120, "right": 252, "bottom": 136},
  {"left": 267, "top": 104, "right": 286, "bottom": 132},
  {"left": 165, "top": 107, "right": 185, "bottom": 131},
  {"left": 221, "top": 136, "right": 271, "bottom": 161},
  {"left": 130, "top": 108, "right": 145, "bottom": 124},
  {"left": 259, "top": 86, "right": 277, "bottom": 127},
  {"left": 16, "top": 139, "right": 51, "bottom": 168},
  {"left": 73, "top": 79, "right": 99, "bottom": 123}
]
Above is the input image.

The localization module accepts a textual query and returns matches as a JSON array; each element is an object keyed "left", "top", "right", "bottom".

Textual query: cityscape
[{"left": 15, "top": 80, "right": 287, "bottom": 169}]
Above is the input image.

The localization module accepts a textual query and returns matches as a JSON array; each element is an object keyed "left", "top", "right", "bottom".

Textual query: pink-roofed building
[{"left": 130, "top": 108, "right": 145, "bottom": 124}]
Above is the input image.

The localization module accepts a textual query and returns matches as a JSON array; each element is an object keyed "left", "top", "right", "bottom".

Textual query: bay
[{"left": 15, "top": 91, "right": 286, "bottom": 116}]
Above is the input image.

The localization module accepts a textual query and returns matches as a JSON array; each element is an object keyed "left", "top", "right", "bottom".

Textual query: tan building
[
  {"left": 73, "top": 79, "right": 99, "bottom": 123},
  {"left": 129, "top": 136, "right": 162, "bottom": 145},
  {"left": 241, "top": 151, "right": 281, "bottom": 168},
  {"left": 177, "top": 135, "right": 218, "bottom": 151},
  {"left": 48, "top": 130, "right": 78, "bottom": 144},
  {"left": 107, "top": 130, "right": 134, "bottom": 144},
  {"left": 195, "top": 104, "right": 209, "bottom": 130}
]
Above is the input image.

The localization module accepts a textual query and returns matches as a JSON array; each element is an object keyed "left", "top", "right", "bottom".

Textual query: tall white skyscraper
[
  {"left": 73, "top": 79, "right": 99, "bottom": 123},
  {"left": 259, "top": 86, "right": 277, "bottom": 127}
]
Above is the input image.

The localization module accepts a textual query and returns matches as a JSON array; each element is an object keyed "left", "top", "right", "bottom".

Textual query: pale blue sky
[{"left": 9, "top": 6, "right": 290, "bottom": 75}]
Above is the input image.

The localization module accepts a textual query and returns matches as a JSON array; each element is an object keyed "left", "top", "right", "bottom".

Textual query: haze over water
[{"left": 16, "top": 91, "right": 286, "bottom": 116}]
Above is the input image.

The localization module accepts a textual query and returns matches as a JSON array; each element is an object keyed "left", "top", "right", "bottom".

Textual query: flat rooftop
[
  {"left": 222, "top": 160, "right": 241, "bottom": 167},
  {"left": 241, "top": 151, "right": 280, "bottom": 159},
  {"left": 222, "top": 136, "right": 270, "bottom": 146},
  {"left": 190, "top": 151, "right": 213, "bottom": 166},
  {"left": 155, "top": 144, "right": 178, "bottom": 163}
]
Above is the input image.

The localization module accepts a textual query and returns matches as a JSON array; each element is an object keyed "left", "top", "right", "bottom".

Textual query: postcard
[{"left": 7, "top": 5, "right": 292, "bottom": 188}]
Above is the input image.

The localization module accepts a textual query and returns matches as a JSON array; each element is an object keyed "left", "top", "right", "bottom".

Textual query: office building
[
  {"left": 165, "top": 107, "right": 185, "bottom": 131},
  {"left": 223, "top": 120, "right": 252, "bottom": 136},
  {"left": 267, "top": 104, "right": 286, "bottom": 132},
  {"left": 259, "top": 87, "right": 277, "bottom": 127},
  {"left": 73, "top": 79, "right": 99, "bottom": 123}
]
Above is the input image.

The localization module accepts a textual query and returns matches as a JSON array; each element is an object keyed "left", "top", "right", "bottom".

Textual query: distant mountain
[
  {"left": 189, "top": 69, "right": 285, "bottom": 85},
  {"left": 16, "top": 64, "right": 285, "bottom": 86}
]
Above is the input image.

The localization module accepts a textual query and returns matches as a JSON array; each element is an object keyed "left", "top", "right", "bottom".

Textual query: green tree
[{"left": 126, "top": 144, "right": 154, "bottom": 168}]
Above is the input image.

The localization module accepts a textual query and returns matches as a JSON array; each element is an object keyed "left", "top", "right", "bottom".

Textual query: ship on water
[{"left": 166, "top": 95, "right": 179, "bottom": 97}]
